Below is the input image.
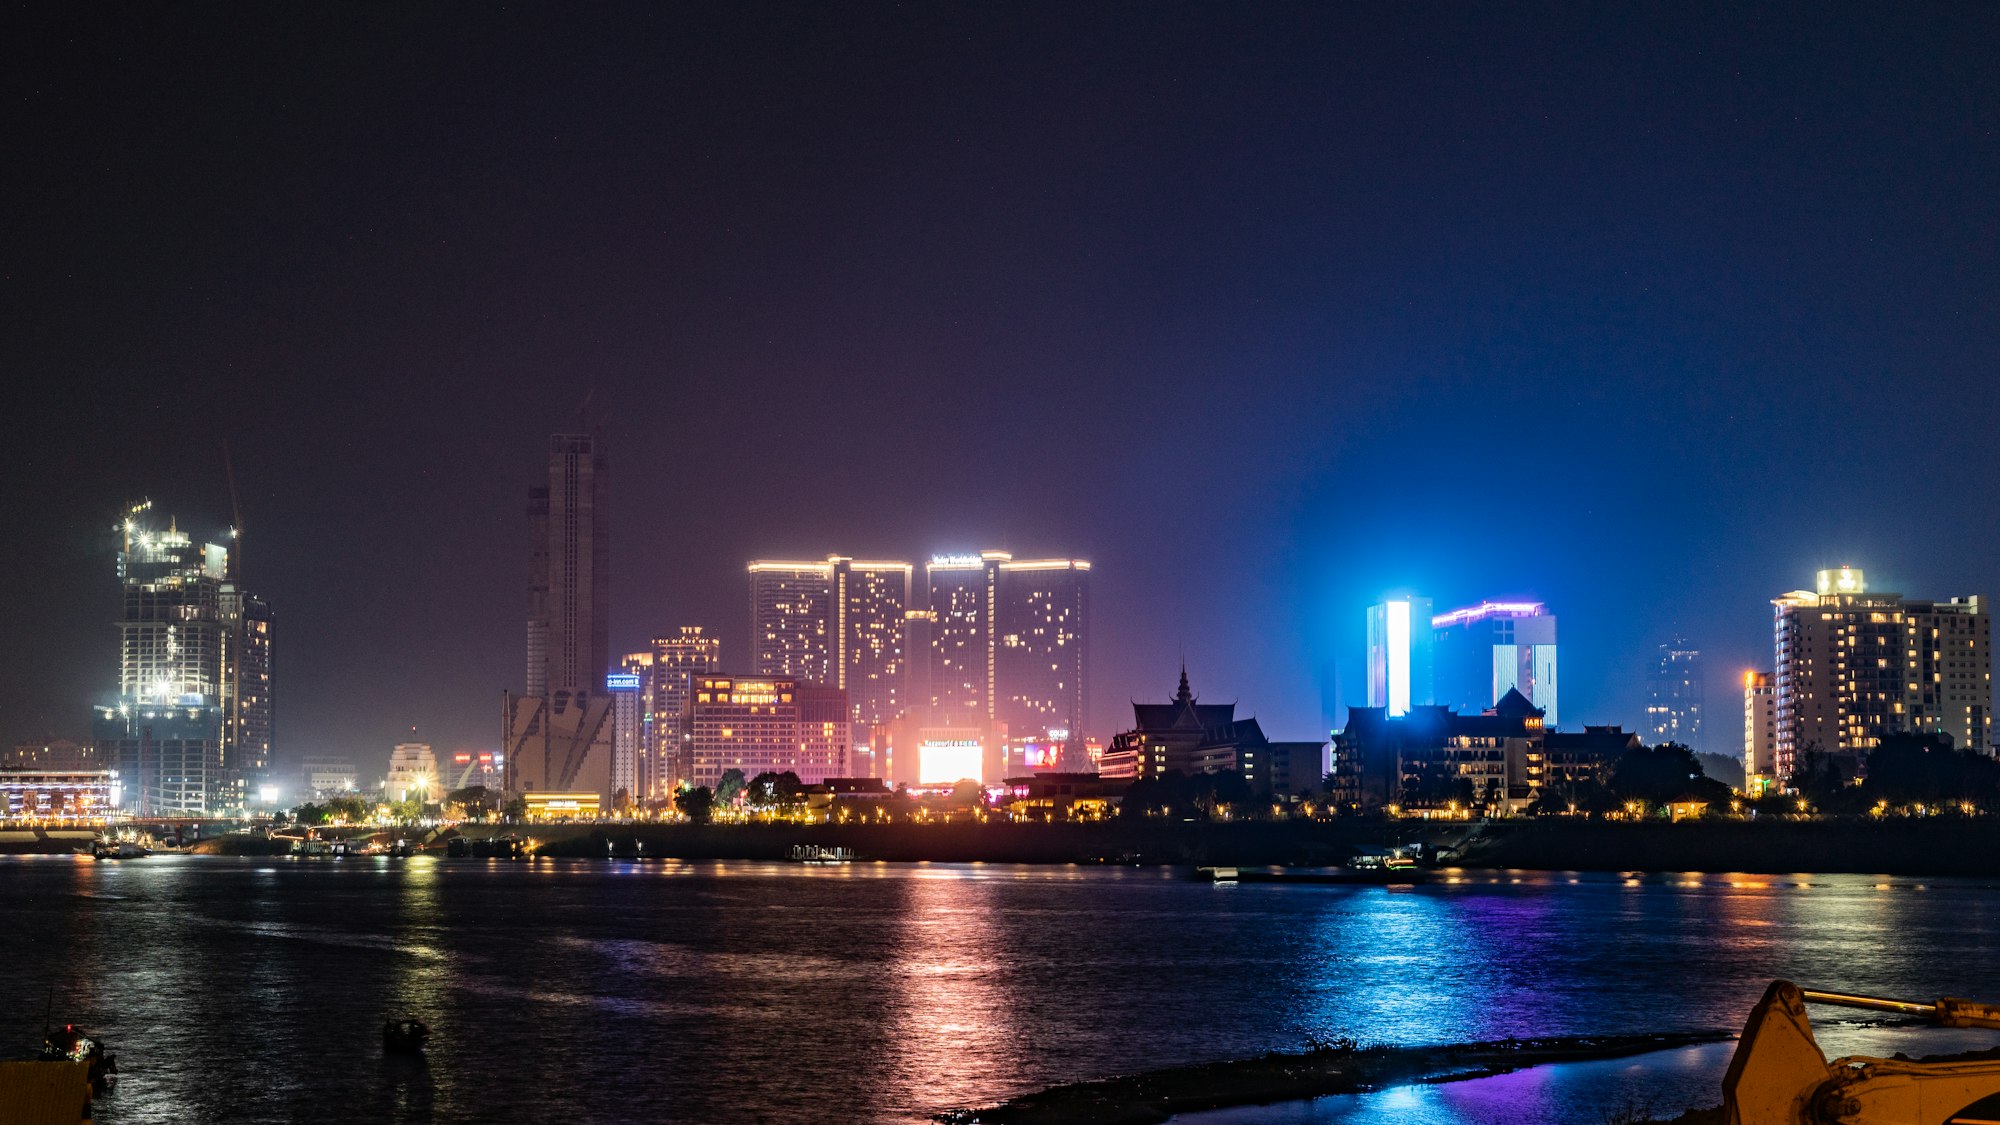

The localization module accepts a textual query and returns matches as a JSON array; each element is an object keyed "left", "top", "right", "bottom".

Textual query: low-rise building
[
  {"left": 1098, "top": 667, "right": 1274, "bottom": 790},
  {"left": 999, "top": 772, "right": 1127, "bottom": 821},
  {"left": 0, "top": 770, "right": 119, "bottom": 822},
  {"left": 686, "top": 676, "right": 850, "bottom": 787},
  {"left": 1332, "top": 690, "right": 1642, "bottom": 815}
]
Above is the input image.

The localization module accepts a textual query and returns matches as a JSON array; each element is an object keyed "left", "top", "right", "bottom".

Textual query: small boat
[
  {"left": 790, "top": 844, "right": 854, "bottom": 864},
  {"left": 382, "top": 1018, "right": 430, "bottom": 1056},
  {"left": 90, "top": 837, "right": 148, "bottom": 860},
  {"left": 40, "top": 1023, "right": 117, "bottom": 1089}
]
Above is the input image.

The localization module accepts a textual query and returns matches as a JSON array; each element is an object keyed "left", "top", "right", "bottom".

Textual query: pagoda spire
[{"left": 1175, "top": 660, "right": 1193, "bottom": 705}]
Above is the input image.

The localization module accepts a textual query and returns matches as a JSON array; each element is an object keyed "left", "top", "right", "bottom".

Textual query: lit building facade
[
  {"left": 686, "top": 676, "right": 850, "bottom": 787},
  {"left": 1743, "top": 671, "right": 1776, "bottom": 790},
  {"left": 527, "top": 433, "right": 610, "bottom": 700},
  {"left": 1098, "top": 667, "right": 1279, "bottom": 792},
  {"left": 93, "top": 507, "right": 241, "bottom": 815},
  {"left": 835, "top": 559, "right": 913, "bottom": 741},
  {"left": 218, "top": 582, "right": 274, "bottom": 803},
  {"left": 1646, "top": 639, "right": 1703, "bottom": 751},
  {"left": 0, "top": 771, "right": 119, "bottom": 822},
  {"left": 1432, "top": 601, "right": 1558, "bottom": 727},
  {"left": 927, "top": 554, "right": 1005, "bottom": 721},
  {"left": 1772, "top": 567, "right": 1991, "bottom": 782},
  {"left": 300, "top": 756, "right": 359, "bottom": 797},
  {"left": 1366, "top": 597, "right": 1434, "bottom": 718},
  {"left": 748, "top": 561, "right": 834, "bottom": 682},
  {"left": 1331, "top": 691, "right": 1631, "bottom": 814},
  {"left": 444, "top": 751, "right": 503, "bottom": 793},
  {"left": 607, "top": 668, "right": 642, "bottom": 800},
  {"left": 386, "top": 743, "right": 437, "bottom": 802},
  {"left": 5, "top": 740, "right": 99, "bottom": 771},
  {"left": 996, "top": 558, "right": 1090, "bottom": 741},
  {"left": 639, "top": 627, "right": 723, "bottom": 797}
]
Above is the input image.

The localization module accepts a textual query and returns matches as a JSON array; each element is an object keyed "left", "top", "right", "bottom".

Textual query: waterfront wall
[{"left": 484, "top": 818, "right": 2000, "bottom": 875}]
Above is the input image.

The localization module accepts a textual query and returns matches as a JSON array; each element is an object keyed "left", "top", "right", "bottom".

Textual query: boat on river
[
  {"left": 89, "top": 836, "right": 148, "bottom": 860},
  {"left": 382, "top": 1018, "right": 430, "bottom": 1056},
  {"left": 790, "top": 844, "right": 854, "bottom": 864}
]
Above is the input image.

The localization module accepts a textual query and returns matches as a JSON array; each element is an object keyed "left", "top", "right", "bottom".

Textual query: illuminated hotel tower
[
  {"left": 748, "top": 561, "right": 833, "bottom": 683},
  {"left": 1772, "top": 567, "right": 1990, "bottom": 781},
  {"left": 925, "top": 551, "right": 1092, "bottom": 737},
  {"left": 749, "top": 557, "right": 913, "bottom": 740},
  {"left": 996, "top": 558, "right": 1090, "bottom": 738},
  {"left": 527, "top": 433, "right": 609, "bottom": 698},
  {"left": 926, "top": 553, "right": 1005, "bottom": 720},
  {"left": 1365, "top": 597, "right": 1433, "bottom": 718}
]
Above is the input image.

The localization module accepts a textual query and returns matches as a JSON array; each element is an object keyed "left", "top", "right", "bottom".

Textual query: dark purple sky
[{"left": 6, "top": 3, "right": 1997, "bottom": 770}]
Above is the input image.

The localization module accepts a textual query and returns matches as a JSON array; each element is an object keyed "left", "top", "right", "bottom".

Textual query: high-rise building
[
  {"left": 1743, "top": 671, "right": 1776, "bottom": 791},
  {"left": 1646, "top": 639, "right": 1703, "bottom": 751},
  {"left": 750, "top": 557, "right": 915, "bottom": 750},
  {"left": 834, "top": 559, "right": 914, "bottom": 738},
  {"left": 921, "top": 551, "right": 1091, "bottom": 740},
  {"left": 1366, "top": 597, "right": 1434, "bottom": 718},
  {"left": 219, "top": 581, "right": 274, "bottom": 802},
  {"left": 685, "top": 676, "right": 849, "bottom": 787},
  {"left": 606, "top": 667, "right": 642, "bottom": 801},
  {"left": 1431, "top": 601, "right": 1558, "bottom": 727},
  {"left": 926, "top": 553, "right": 1005, "bottom": 721},
  {"left": 996, "top": 558, "right": 1090, "bottom": 741},
  {"left": 527, "top": 434, "right": 609, "bottom": 699},
  {"left": 638, "top": 627, "right": 722, "bottom": 797},
  {"left": 748, "top": 561, "right": 834, "bottom": 682},
  {"left": 1772, "top": 567, "right": 1991, "bottom": 781},
  {"left": 93, "top": 507, "right": 232, "bottom": 815}
]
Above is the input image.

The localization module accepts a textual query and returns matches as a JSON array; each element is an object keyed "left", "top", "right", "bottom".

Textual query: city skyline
[{"left": 6, "top": 5, "right": 1999, "bottom": 768}]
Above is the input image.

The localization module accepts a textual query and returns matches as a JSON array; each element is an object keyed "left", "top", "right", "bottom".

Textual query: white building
[{"left": 386, "top": 743, "right": 437, "bottom": 802}]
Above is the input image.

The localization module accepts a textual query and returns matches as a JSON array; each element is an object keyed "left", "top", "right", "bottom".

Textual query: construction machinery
[{"left": 1725, "top": 980, "right": 2000, "bottom": 1123}]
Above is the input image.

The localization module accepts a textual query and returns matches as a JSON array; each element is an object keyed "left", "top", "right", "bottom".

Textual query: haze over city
[{"left": 7, "top": 5, "right": 1998, "bottom": 767}]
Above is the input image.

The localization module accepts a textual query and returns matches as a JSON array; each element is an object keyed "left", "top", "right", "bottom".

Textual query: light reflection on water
[{"left": 5, "top": 859, "right": 1999, "bottom": 1123}]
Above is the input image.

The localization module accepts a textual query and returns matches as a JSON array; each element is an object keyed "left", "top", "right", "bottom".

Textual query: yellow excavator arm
[{"left": 1724, "top": 980, "right": 2000, "bottom": 1124}]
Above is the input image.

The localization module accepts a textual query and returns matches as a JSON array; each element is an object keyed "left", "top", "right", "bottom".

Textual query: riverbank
[
  {"left": 940, "top": 1032, "right": 1732, "bottom": 1124},
  {"left": 484, "top": 818, "right": 2000, "bottom": 875}
]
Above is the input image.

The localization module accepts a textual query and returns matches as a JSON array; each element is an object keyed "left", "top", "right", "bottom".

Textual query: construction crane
[{"left": 1725, "top": 979, "right": 2000, "bottom": 1123}]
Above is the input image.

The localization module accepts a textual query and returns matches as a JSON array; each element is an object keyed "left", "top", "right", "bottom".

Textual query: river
[{"left": 3, "top": 856, "right": 1996, "bottom": 1123}]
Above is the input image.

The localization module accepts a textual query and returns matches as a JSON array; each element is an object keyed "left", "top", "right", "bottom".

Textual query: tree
[
  {"left": 293, "top": 802, "right": 329, "bottom": 826},
  {"left": 947, "top": 779, "right": 985, "bottom": 809},
  {"left": 716, "top": 769, "right": 747, "bottom": 807},
  {"left": 675, "top": 785, "right": 716, "bottom": 825},
  {"left": 1187, "top": 770, "right": 1255, "bottom": 818},
  {"left": 743, "top": 772, "right": 782, "bottom": 810},
  {"left": 325, "top": 796, "right": 371, "bottom": 823},
  {"left": 502, "top": 795, "right": 529, "bottom": 821},
  {"left": 612, "top": 787, "right": 633, "bottom": 815},
  {"left": 1608, "top": 743, "right": 1730, "bottom": 808},
  {"left": 445, "top": 786, "right": 492, "bottom": 818},
  {"left": 1862, "top": 732, "right": 2000, "bottom": 809}
]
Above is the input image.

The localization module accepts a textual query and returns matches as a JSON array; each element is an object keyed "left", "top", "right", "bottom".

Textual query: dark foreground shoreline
[{"left": 938, "top": 1031, "right": 1733, "bottom": 1124}]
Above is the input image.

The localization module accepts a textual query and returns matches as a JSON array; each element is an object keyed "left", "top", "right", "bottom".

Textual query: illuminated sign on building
[
  {"left": 929, "top": 555, "right": 985, "bottom": 569},
  {"left": 605, "top": 673, "right": 642, "bottom": 691},
  {"left": 919, "top": 738, "right": 984, "bottom": 785},
  {"left": 1815, "top": 567, "right": 1865, "bottom": 595}
]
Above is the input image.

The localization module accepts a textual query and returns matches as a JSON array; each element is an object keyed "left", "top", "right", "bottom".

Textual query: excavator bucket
[{"left": 1725, "top": 980, "right": 1832, "bottom": 1124}]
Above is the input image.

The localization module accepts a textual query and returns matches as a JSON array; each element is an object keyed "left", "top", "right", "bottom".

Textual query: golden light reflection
[{"left": 883, "top": 869, "right": 1017, "bottom": 1103}]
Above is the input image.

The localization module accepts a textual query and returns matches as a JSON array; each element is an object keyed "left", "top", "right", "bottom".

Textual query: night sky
[{"left": 7, "top": 3, "right": 1998, "bottom": 774}]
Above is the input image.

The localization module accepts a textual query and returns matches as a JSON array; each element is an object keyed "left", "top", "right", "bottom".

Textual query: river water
[{"left": 3, "top": 857, "right": 1996, "bottom": 1123}]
